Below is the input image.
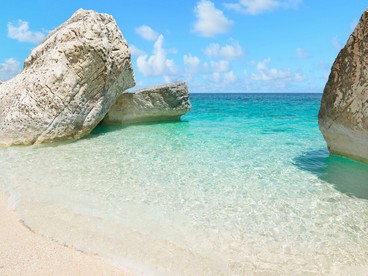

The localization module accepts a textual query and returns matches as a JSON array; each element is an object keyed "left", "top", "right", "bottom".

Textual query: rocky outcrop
[
  {"left": 0, "top": 9, "right": 135, "bottom": 146},
  {"left": 103, "top": 82, "right": 191, "bottom": 124},
  {"left": 319, "top": 9, "right": 368, "bottom": 163}
]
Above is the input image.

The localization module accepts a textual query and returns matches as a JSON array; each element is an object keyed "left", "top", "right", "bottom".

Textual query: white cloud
[
  {"left": 224, "top": 0, "right": 302, "bottom": 15},
  {"left": 251, "top": 58, "right": 305, "bottom": 82},
  {"left": 204, "top": 60, "right": 230, "bottom": 73},
  {"left": 211, "top": 72, "right": 222, "bottom": 82},
  {"left": 224, "top": 70, "right": 237, "bottom": 83},
  {"left": 135, "top": 25, "right": 159, "bottom": 41},
  {"left": 7, "top": 20, "right": 45, "bottom": 44},
  {"left": 136, "top": 35, "right": 177, "bottom": 77},
  {"left": 201, "top": 59, "right": 237, "bottom": 85},
  {"left": 0, "top": 58, "right": 21, "bottom": 81},
  {"left": 332, "top": 37, "right": 343, "bottom": 51},
  {"left": 208, "top": 70, "right": 237, "bottom": 84},
  {"left": 129, "top": 44, "right": 146, "bottom": 56},
  {"left": 295, "top": 47, "right": 310, "bottom": 59},
  {"left": 204, "top": 41, "right": 244, "bottom": 59},
  {"left": 210, "top": 60, "right": 230, "bottom": 72},
  {"left": 193, "top": 0, "right": 233, "bottom": 37},
  {"left": 183, "top": 54, "right": 201, "bottom": 73}
]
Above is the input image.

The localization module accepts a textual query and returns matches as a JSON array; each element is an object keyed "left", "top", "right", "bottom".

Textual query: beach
[{"left": 0, "top": 195, "right": 129, "bottom": 276}]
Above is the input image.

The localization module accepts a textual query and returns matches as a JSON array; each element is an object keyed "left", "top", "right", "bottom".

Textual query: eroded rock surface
[
  {"left": 103, "top": 82, "right": 191, "bottom": 124},
  {"left": 0, "top": 9, "right": 135, "bottom": 146},
  {"left": 319, "top": 9, "right": 368, "bottom": 163}
]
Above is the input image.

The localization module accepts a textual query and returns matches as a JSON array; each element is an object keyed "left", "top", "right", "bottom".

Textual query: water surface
[{"left": 1, "top": 93, "right": 368, "bottom": 274}]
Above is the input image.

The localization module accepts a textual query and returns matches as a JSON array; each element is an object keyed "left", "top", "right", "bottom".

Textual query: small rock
[{"left": 103, "top": 82, "right": 191, "bottom": 125}]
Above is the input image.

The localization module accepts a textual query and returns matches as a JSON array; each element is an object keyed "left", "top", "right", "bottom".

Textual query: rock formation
[
  {"left": 103, "top": 82, "right": 191, "bottom": 124},
  {"left": 0, "top": 9, "right": 135, "bottom": 146},
  {"left": 319, "top": 9, "right": 368, "bottom": 163}
]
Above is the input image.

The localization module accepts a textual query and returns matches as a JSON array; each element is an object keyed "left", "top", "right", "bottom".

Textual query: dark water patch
[
  {"left": 261, "top": 127, "right": 293, "bottom": 134},
  {"left": 87, "top": 124, "right": 126, "bottom": 139},
  {"left": 87, "top": 119, "right": 189, "bottom": 140},
  {"left": 293, "top": 149, "right": 368, "bottom": 200}
]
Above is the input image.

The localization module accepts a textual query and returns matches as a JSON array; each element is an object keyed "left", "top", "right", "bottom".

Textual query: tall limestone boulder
[
  {"left": 103, "top": 82, "right": 191, "bottom": 124},
  {"left": 319, "top": 9, "right": 368, "bottom": 164},
  {"left": 0, "top": 9, "right": 135, "bottom": 146}
]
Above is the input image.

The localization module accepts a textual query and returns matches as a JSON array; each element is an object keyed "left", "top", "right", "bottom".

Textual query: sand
[{"left": 0, "top": 196, "right": 132, "bottom": 276}]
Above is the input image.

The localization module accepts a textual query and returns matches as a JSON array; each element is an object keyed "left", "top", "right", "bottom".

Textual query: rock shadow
[
  {"left": 86, "top": 119, "right": 189, "bottom": 140},
  {"left": 293, "top": 148, "right": 368, "bottom": 200}
]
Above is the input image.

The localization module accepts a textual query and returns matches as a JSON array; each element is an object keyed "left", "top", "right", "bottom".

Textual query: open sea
[{"left": 1, "top": 93, "right": 368, "bottom": 274}]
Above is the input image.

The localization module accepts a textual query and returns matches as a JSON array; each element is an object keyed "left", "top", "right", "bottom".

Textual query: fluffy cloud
[
  {"left": 0, "top": 58, "right": 21, "bottom": 81},
  {"left": 223, "top": 70, "right": 237, "bottom": 83},
  {"left": 224, "top": 0, "right": 302, "bottom": 15},
  {"left": 208, "top": 70, "right": 237, "bottom": 84},
  {"left": 183, "top": 54, "right": 201, "bottom": 73},
  {"left": 135, "top": 25, "right": 159, "bottom": 41},
  {"left": 7, "top": 20, "right": 45, "bottom": 44},
  {"left": 201, "top": 59, "right": 237, "bottom": 85},
  {"left": 193, "top": 0, "right": 233, "bottom": 37},
  {"left": 295, "top": 47, "right": 310, "bottom": 59},
  {"left": 251, "top": 58, "right": 305, "bottom": 82},
  {"left": 136, "top": 35, "right": 177, "bottom": 77},
  {"left": 203, "top": 60, "right": 230, "bottom": 73},
  {"left": 129, "top": 44, "right": 146, "bottom": 56},
  {"left": 210, "top": 60, "right": 230, "bottom": 72},
  {"left": 204, "top": 41, "right": 244, "bottom": 59}
]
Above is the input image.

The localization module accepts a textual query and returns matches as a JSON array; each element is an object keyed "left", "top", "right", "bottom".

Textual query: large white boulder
[
  {"left": 319, "top": 9, "right": 368, "bottom": 164},
  {"left": 0, "top": 9, "right": 135, "bottom": 146}
]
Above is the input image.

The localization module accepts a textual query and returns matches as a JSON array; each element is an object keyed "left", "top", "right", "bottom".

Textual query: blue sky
[{"left": 0, "top": 0, "right": 367, "bottom": 92}]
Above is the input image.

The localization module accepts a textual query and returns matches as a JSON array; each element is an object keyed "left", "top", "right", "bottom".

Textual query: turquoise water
[{"left": 1, "top": 93, "right": 368, "bottom": 274}]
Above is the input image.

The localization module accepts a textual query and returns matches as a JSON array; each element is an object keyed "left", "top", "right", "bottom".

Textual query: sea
[{"left": 1, "top": 93, "right": 368, "bottom": 274}]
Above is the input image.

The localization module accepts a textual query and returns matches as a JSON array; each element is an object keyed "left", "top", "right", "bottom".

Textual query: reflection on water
[{"left": 294, "top": 149, "right": 368, "bottom": 200}]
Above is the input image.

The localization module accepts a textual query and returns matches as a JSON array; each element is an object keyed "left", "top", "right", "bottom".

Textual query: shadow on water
[
  {"left": 86, "top": 119, "right": 189, "bottom": 140},
  {"left": 293, "top": 148, "right": 368, "bottom": 200}
]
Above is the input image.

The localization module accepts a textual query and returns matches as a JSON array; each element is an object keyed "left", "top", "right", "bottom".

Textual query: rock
[
  {"left": 318, "top": 9, "right": 368, "bottom": 164},
  {"left": 0, "top": 9, "right": 135, "bottom": 146},
  {"left": 103, "top": 82, "right": 191, "bottom": 124}
]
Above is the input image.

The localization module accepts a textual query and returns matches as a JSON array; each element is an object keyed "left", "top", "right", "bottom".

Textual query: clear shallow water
[{"left": 1, "top": 93, "right": 368, "bottom": 274}]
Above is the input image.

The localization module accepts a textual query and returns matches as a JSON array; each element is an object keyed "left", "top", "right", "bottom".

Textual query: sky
[{"left": 0, "top": 0, "right": 367, "bottom": 93}]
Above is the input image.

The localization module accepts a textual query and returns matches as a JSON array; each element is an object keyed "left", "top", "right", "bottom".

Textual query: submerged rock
[
  {"left": 319, "top": 9, "right": 368, "bottom": 164},
  {"left": 0, "top": 9, "right": 135, "bottom": 146},
  {"left": 103, "top": 82, "right": 191, "bottom": 124}
]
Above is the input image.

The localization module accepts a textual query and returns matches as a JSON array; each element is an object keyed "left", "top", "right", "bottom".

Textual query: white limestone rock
[
  {"left": 319, "top": 9, "right": 368, "bottom": 163},
  {"left": 103, "top": 82, "right": 191, "bottom": 124},
  {"left": 0, "top": 9, "right": 135, "bottom": 146}
]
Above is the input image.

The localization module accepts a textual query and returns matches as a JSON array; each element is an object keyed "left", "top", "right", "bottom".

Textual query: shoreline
[{"left": 0, "top": 195, "right": 131, "bottom": 276}]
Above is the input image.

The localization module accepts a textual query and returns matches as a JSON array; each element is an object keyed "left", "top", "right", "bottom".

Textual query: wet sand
[{"left": 0, "top": 196, "right": 132, "bottom": 276}]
